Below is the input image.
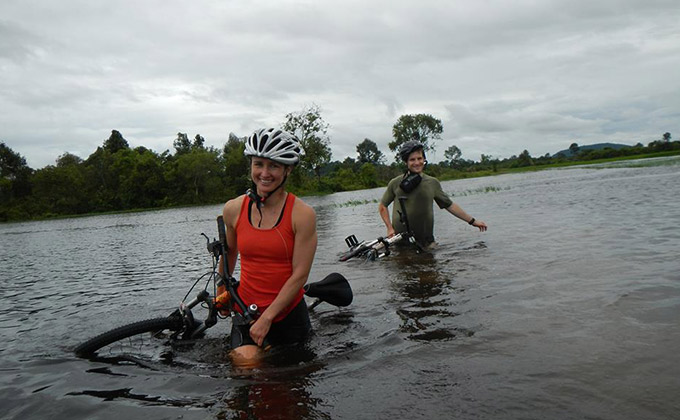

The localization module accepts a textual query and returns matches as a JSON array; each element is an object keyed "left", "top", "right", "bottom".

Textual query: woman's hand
[{"left": 249, "top": 316, "right": 273, "bottom": 347}]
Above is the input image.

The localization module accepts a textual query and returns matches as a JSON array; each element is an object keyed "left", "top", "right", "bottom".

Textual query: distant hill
[{"left": 553, "top": 142, "right": 632, "bottom": 158}]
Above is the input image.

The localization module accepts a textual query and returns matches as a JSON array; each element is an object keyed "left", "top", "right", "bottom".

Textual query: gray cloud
[{"left": 1, "top": 0, "right": 679, "bottom": 168}]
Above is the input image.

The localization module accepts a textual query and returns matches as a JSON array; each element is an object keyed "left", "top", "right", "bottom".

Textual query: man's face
[{"left": 406, "top": 150, "right": 425, "bottom": 174}]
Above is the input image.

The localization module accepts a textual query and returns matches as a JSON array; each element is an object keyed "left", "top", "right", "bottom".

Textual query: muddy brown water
[{"left": 1, "top": 157, "right": 679, "bottom": 419}]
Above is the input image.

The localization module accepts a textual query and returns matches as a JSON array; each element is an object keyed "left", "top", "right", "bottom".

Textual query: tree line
[{"left": 1, "top": 104, "right": 678, "bottom": 222}]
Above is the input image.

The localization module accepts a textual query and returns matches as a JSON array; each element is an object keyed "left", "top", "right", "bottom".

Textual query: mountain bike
[
  {"left": 74, "top": 216, "right": 353, "bottom": 358},
  {"left": 339, "top": 197, "right": 423, "bottom": 261}
]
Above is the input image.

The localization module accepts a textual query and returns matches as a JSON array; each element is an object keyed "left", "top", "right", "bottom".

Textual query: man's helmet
[
  {"left": 244, "top": 128, "right": 303, "bottom": 166},
  {"left": 399, "top": 140, "right": 426, "bottom": 162}
]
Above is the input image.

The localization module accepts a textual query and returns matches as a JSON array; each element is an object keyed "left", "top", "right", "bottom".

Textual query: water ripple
[{"left": 1, "top": 159, "right": 679, "bottom": 419}]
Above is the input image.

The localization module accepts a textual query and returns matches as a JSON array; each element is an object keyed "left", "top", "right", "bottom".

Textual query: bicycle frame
[
  {"left": 339, "top": 196, "right": 423, "bottom": 261},
  {"left": 173, "top": 217, "right": 258, "bottom": 341},
  {"left": 164, "top": 232, "right": 237, "bottom": 341}
]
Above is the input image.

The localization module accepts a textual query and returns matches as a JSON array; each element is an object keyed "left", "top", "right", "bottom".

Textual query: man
[{"left": 378, "top": 140, "right": 487, "bottom": 247}]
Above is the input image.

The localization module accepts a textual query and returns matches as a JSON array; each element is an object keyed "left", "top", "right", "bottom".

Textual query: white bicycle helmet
[{"left": 244, "top": 128, "right": 303, "bottom": 166}]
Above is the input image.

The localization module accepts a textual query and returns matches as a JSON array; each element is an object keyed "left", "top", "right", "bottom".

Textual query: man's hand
[{"left": 471, "top": 219, "right": 488, "bottom": 232}]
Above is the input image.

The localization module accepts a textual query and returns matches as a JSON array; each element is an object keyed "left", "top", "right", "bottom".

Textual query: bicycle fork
[{"left": 177, "top": 290, "right": 217, "bottom": 339}]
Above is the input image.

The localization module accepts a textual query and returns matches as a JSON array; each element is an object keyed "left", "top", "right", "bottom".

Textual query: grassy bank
[{"left": 438, "top": 150, "right": 680, "bottom": 182}]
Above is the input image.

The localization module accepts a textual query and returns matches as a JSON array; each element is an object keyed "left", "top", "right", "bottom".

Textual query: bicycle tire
[{"left": 74, "top": 316, "right": 183, "bottom": 357}]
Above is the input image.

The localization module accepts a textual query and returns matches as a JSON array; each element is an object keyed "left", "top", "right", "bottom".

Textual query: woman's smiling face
[{"left": 250, "top": 157, "right": 290, "bottom": 194}]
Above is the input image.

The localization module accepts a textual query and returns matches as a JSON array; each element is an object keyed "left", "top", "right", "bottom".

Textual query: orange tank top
[{"left": 235, "top": 192, "right": 304, "bottom": 322}]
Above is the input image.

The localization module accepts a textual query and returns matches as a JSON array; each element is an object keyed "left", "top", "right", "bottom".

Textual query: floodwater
[{"left": 1, "top": 157, "right": 679, "bottom": 420}]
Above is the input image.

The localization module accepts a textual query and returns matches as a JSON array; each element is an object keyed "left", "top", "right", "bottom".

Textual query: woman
[{"left": 219, "top": 128, "right": 317, "bottom": 366}]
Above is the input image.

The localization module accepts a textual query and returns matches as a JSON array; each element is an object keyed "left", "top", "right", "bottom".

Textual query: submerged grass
[
  {"left": 333, "top": 199, "right": 380, "bottom": 208},
  {"left": 453, "top": 186, "right": 509, "bottom": 196},
  {"left": 333, "top": 185, "right": 508, "bottom": 207}
]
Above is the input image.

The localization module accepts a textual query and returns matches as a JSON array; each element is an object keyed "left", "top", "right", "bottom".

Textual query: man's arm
[
  {"left": 378, "top": 202, "right": 396, "bottom": 237},
  {"left": 378, "top": 179, "right": 398, "bottom": 237},
  {"left": 445, "top": 203, "right": 488, "bottom": 232}
]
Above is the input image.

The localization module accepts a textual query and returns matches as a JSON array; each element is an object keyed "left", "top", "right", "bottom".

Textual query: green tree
[
  {"left": 356, "top": 138, "right": 385, "bottom": 164},
  {"left": 223, "top": 133, "right": 250, "bottom": 197},
  {"left": 663, "top": 132, "right": 671, "bottom": 142},
  {"left": 389, "top": 114, "right": 443, "bottom": 162},
  {"left": 358, "top": 162, "right": 378, "bottom": 188},
  {"left": 282, "top": 104, "right": 332, "bottom": 183},
  {"left": 166, "top": 149, "right": 224, "bottom": 204},
  {"left": 0, "top": 142, "right": 33, "bottom": 220},
  {"left": 32, "top": 152, "right": 90, "bottom": 215},
  {"left": 84, "top": 133, "right": 145, "bottom": 211},
  {"left": 110, "top": 148, "right": 139, "bottom": 208},
  {"left": 517, "top": 150, "right": 534, "bottom": 167},
  {"left": 103, "top": 130, "right": 129, "bottom": 154},
  {"left": 57, "top": 152, "right": 83, "bottom": 167},
  {"left": 174, "top": 132, "right": 191, "bottom": 155},
  {"left": 569, "top": 142, "right": 580, "bottom": 156},
  {"left": 328, "top": 167, "right": 360, "bottom": 191},
  {"left": 193, "top": 134, "right": 205, "bottom": 150},
  {"left": 1, "top": 142, "right": 33, "bottom": 197},
  {"left": 444, "top": 145, "right": 462, "bottom": 167},
  {"left": 118, "top": 148, "right": 165, "bottom": 208},
  {"left": 342, "top": 156, "right": 357, "bottom": 167},
  {"left": 84, "top": 146, "right": 117, "bottom": 211}
]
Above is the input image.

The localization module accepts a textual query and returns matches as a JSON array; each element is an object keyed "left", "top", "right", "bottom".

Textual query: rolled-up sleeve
[
  {"left": 380, "top": 179, "right": 398, "bottom": 207},
  {"left": 433, "top": 180, "right": 453, "bottom": 209}
]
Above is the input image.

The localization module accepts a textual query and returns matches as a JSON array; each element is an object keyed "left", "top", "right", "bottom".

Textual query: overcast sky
[{"left": 2, "top": 0, "right": 679, "bottom": 169}]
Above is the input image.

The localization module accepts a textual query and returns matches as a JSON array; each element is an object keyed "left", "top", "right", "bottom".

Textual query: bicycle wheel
[{"left": 74, "top": 316, "right": 184, "bottom": 358}]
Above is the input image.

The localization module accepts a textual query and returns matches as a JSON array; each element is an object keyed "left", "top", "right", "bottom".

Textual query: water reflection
[
  {"left": 74, "top": 338, "right": 331, "bottom": 418},
  {"left": 384, "top": 246, "right": 476, "bottom": 342},
  {"left": 216, "top": 347, "right": 329, "bottom": 420},
  {"left": 219, "top": 376, "right": 330, "bottom": 420}
]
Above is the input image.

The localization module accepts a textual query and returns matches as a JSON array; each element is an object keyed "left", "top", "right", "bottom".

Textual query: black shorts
[{"left": 229, "top": 299, "right": 312, "bottom": 349}]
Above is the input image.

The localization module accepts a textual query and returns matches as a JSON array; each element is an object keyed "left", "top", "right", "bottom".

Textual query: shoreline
[{"left": 3, "top": 151, "right": 679, "bottom": 225}]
